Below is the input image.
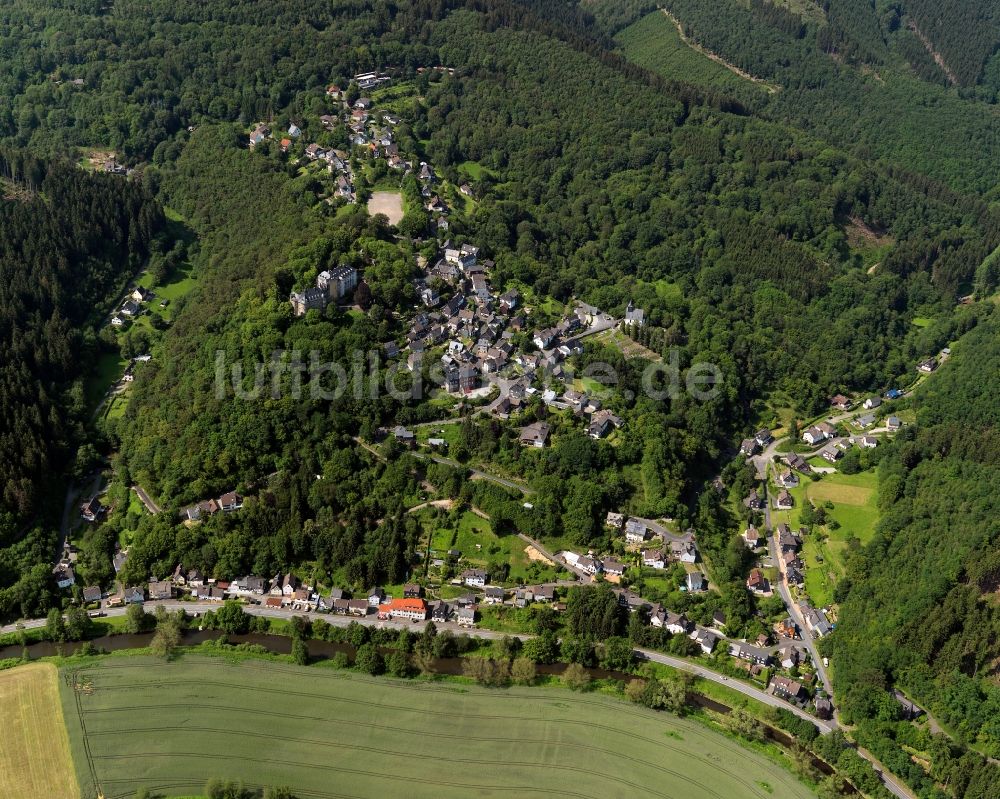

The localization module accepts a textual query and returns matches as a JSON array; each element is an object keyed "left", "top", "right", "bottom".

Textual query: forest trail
[
  {"left": 659, "top": 8, "right": 781, "bottom": 94},
  {"left": 907, "top": 20, "right": 960, "bottom": 86}
]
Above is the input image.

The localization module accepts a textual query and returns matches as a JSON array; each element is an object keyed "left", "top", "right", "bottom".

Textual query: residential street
[
  {"left": 0, "top": 597, "right": 835, "bottom": 736},
  {"left": 636, "top": 648, "right": 836, "bottom": 733}
]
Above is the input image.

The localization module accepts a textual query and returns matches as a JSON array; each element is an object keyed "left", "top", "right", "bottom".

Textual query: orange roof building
[{"left": 377, "top": 597, "right": 427, "bottom": 621}]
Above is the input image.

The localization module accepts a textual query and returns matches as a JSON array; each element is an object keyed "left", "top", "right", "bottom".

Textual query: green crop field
[{"left": 59, "top": 656, "right": 815, "bottom": 799}]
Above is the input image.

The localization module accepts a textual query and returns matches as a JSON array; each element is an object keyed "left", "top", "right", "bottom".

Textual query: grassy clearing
[
  {"left": 416, "top": 420, "right": 463, "bottom": 446},
  {"left": 805, "top": 471, "right": 878, "bottom": 545},
  {"left": 457, "top": 160, "right": 497, "bottom": 181},
  {"left": 797, "top": 470, "right": 879, "bottom": 606},
  {"left": 59, "top": 656, "right": 815, "bottom": 799},
  {"left": 421, "top": 508, "right": 556, "bottom": 583},
  {"left": 1, "top": 663, "right": 80, "bottom": 798}
]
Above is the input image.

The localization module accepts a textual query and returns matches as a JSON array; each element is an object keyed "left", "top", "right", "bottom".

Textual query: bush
[
  {"left": 355, "top": 643, "right": 384, "bottom": 675},
  {"left": 562, "top": 663, "right": 591, "bottom": 691}
]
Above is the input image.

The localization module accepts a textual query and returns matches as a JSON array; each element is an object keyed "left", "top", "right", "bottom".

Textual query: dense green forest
[
  {"left": 0, "top": 153, "right": 162, "bottom": 619},
  {"left": 903, "top": 0, "right": 1000, "bottom": 88},
  {"left": 831, "top": 307, "right": 1000, "bottom": 792},
  {"left": 603, "top": 0, "right": 1000, "bottom": 195}
]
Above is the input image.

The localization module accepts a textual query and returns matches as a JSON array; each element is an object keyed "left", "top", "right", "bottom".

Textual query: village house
[
  {"left": 803, "top": 606, "right": 833, "bottom": 637},
  {"left": 778, "top": 645, "right": 800, "bottom": 669},
  {"left": 743, "top": 489, "right": 766, "bottom": 511},
  {"left": 403, "top": 583, "right": 423, "bottom": 599},
  {"left": 729, "top": 642, "right": 772, "bottom": 666},
  {"left": 625, "top": 519, "right": 648, "bottom": 544},
  {"left": 53, "top": 563, "right": 75, "bottom": 589},
  {"left": 917, "top": 358, "right": 937, "bottom": 373},
  {"left": 378, "top": 598, "right": 427, "bottom": 622},
  {"left": 671, "top": 540, "right": 698, "bottom": 563},
  {"left": 686, "top": 571, "right": 706, "bottom": 592},
  {"left": 642, "top": 549, "right": 666, "bottom": 570},
  {"left": 80, "top": 496, "right": 105, "bottom": 522},
  {"left": 770, "top": 675, "right": 805, "bottom": 702},
  {"left": 147, "top": 580, "right": 172, "bottom": 600},
  {"left": 776, "top": 470, "right": 799, "bottom": 488},
  {"left": 860, "top": 436, "right": 878, "bottom": 449},
  {"left": 855, "top": 413, "right": 877, "bottom": 429},
  {"left": 785, "top": 453, "right": 811, "bottom": 473},
  {"left": 588, "top": 409, "right": 623, "bottom": 439},
  {"left": 652, "top": 609, "right": 690, "bottom": 635},
  {"left": 456, "top": 606, "right": 476, "bottom": 626},
  {"left": 740, "top": 438, "right": 760, "bottom": 457},
  {"left": 821, "top": 447, "right": 842, "bottom": 464},
  {"left": 774, "top": 490, "right": 794, "bottom": 510},
  {"left": 124, "top": 586, "right": 145, "bottom": 604},
  {"left": 747, "top": 569, "right": 771, "bottom": 595},
  {"left": 802, "top": 425, "right": 829, "bottom": 445},
  {"left": 777, "top": 524, "right": 800, "bottom": 552},
  {"left": 814, "top": 697, "right": 833, "bottom": 720},
  {"left": 367, "top": 587, "right": 386, "bottom": 606},
  {"left": 249, "top": 124, "right": 270, "bottom": 147},
  {"left": 518, "top": 421, "right": 550, "bottom": 448},
  {"left": 862, "top": 396, "right": 882, "bottom": 410},
  {"left": 690, "top": 627, "right": 719, "bottom": 654},
  {"left": 347, "top": 599, "right": 369, "bottom": 616},
  {"left": 886, "top": 416, "right": 902, "bottom": 431},
  {"left": 532, "top": 585, "right": 555, "bottom": 602},
  {"left": 431, "top": 601, "right": 451, "bottom": 623},
  {"left": 776, "top": 617, "right": 798, "bottom": 639},
  {"left": 606, "top": 512, "right": 625, "bottom": 530},
  {"left": 482, "top": 586, "right": 505, "bottom": 604},
  {"left": 581, "top": 554, "right": 606, "bottom": 574},
  {"left": 602, "top": 559, "right": 625, "bottom": 578},
  {"left": 499, "top": 289, "right": 519, "bottom": 313},
  {"left": 743, "top": 526, "right": 763, "bottom": 549},
  {"left": 393, "top": 426, "right": 416, "bottom": 447},
  {"left": 462, "top": 569, "right": 488, "bottom": 588},
  {"left": 830, "top": 394, "right": 852, "bottom": 411},
  {"left": 219, "top": 491, "right": 243, "bottom": 512}
]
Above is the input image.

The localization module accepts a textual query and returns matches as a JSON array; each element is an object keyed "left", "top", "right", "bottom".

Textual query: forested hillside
[
  {"left": 606, "top": 0, "right": 1000, "bottom": 195},
  {"left": 830, "top": 307, "right": 1000, "bottom": 793},
  {"left": 0, "top": 1, "right": 999, "bottom": 793},
  {"left": 0, "top": 153, "right": 162, "bottom": 619},
  {"left": 903, "top": 0, "right": 1000, "bottom": 87}
]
